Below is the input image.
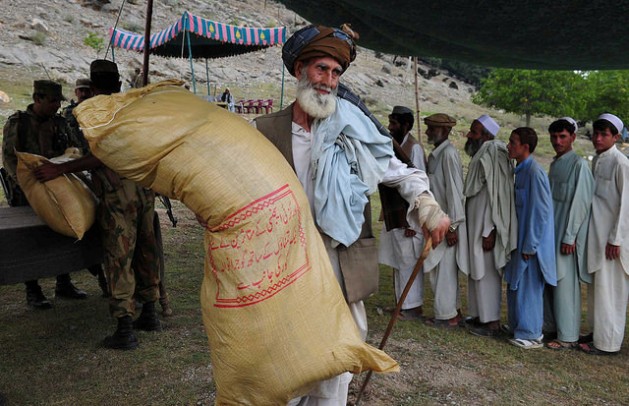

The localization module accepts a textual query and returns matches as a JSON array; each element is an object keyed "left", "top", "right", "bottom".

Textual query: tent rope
[{"left": 104, "top": 0, "right": 128, "bottom": 60}]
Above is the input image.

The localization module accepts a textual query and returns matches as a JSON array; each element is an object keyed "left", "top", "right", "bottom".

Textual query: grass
[
  {"left": 1, "top": 196, "right": 627, "bottom": 405},
  {"left": 357, "top": 195, "right": 629, "bottom": 405},
  {"left": 0, "top": 71, "right": 626, "bottom": 405}
]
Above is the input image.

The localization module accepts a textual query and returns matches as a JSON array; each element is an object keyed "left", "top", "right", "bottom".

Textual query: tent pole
[
  {"left": 413, "top": 56, "right": 423, "bottom": 147},
  {"left": 205, "top": 58, "right": 210, "bottom": 95},
  {"left": 186, "top": 30, "right": 197, "bottom": 94},
  {"left": 280, "top": 63, "right": 285, "bottom": 110},
  {"left": 141, "top": 0, "right": 153, "bottom": 86}
]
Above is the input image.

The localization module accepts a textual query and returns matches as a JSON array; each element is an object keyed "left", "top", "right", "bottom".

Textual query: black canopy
[{"left": 278, "top": 0, "right": 629, "bottom": 70}]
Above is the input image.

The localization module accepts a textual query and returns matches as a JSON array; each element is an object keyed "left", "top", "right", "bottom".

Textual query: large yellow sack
[
  {"left": 75, "top": 80, "right": 398, "bottom": 404},
  {"left": 16, "top": 148, "right": 96, "bottom": 239}
]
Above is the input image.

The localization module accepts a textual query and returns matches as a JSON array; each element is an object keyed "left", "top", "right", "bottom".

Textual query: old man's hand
[{"left": 429, "top": 215, "right": 451, "bottom": 248}]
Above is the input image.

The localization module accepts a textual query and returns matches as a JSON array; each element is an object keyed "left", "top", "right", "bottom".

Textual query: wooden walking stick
[{"left": 354, "top": 236, "right": 432, "bottom": 406}]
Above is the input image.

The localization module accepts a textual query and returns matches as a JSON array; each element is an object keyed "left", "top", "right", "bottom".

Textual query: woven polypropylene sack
[
  {"left": 16, "top": 149, "right": 96, "bottom": 239},
  {"left": 74, "top": 80, "right": 398, "bottom": 404}
]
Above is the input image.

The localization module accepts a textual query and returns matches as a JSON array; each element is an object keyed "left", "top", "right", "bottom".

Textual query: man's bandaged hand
[{"left": 415, "top": 192, "right": 450, "bottom": 248}]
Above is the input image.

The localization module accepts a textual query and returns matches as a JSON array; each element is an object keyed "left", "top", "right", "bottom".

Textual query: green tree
[
  {"left": 474, "top": 69, "right": 586, "bottom": 126},
  {"left": 582, "top": 71, "right": 629, "bottom": 121}
]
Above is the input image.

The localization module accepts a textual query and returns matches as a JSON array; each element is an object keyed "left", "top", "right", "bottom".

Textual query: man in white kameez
[
  {"left": 544, "top": 117, "right": 593, "bottom": 350},
  {"left": 378, "top": 105, "right": 427, "bottom": 320},
  {"left": 422, "top": 113, "right": 469, "bottom": 328},
  {"left": 579, "top": 113, "right": 629, "bottom": 356},
  {"left": 253, "top": 25, "right": 451, "bottom": 405},
  {"left": 463, "top": 115, "right": 518, "bottom": 337}
]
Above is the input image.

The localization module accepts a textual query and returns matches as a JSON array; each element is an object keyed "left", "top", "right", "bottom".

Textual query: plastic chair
[
  {"left": 253, "top": 99, "right": 266, "bottom": 114},
  {"left": 243, "top": 100, "right": 256, "bottom": 114},
  {"left": 234, "top": 100, "right": 244, "bottom": 113},
  {"left": 263, "top": 99, "right": 273, "bottom": 114}
]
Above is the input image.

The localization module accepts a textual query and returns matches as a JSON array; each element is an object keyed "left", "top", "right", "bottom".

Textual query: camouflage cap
[
  {"left": 33, "top": 80, "right": 66, "bottom": 101},
  {"left": 90, "top": 59, "right": 119, "bottom": 75},
  {"left": 424, "top": 113, "right": 456, "bottom": 128},
  {"left": 75, "top": 78, "right": 92, "bottom": 89}
]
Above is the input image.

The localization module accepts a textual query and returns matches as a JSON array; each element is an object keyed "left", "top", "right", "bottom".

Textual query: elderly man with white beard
[{"left": 254, "top": 24, "right": 450, "bottom": 406}]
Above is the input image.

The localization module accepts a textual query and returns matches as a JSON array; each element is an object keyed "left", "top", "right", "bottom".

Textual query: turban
[{"left": 282, "top": 25, "right": 357, "bottom": 76}]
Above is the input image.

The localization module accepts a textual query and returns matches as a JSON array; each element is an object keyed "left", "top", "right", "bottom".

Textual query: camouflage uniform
[
  {"left": 64, "top": 94, "right": 162, "bottom": 319},
  {"left": 2, "top": 104, "right": 71, "bottom": 206},
  {"left": 93, "top": 169, "right": 161, "bottom": 318},
  {"left": 62, "top": 101, "right": 90, "bottom": 155}
]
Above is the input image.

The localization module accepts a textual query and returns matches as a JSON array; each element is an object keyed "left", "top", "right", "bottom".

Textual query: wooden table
[{"left": 0, "top": 206, "right": 103, "bottom": 285}]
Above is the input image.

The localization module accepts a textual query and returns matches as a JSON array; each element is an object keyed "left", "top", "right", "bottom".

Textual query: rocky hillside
[{"left": 0, "top": 0, "right": 492, "bottom": 129}]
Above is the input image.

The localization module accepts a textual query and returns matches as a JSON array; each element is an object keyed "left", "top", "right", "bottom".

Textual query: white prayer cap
[
  {"left": 559, "top": 116, "right": 578, "bottom": 133},
  {"left": 597, "top": 113, "right": 624, "bottom": 134},
  {"left": 476, "top": 114, "right": 500, "bottom": 137}
]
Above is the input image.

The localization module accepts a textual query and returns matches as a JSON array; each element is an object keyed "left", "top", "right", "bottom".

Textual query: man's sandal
[
  {"left": 545, "top": 340, "right": 577, "bottom": 351},
  {"left": 425, "top": 317, "right": 459, "bottom": 329},
  {"left": 508, "top": 337, "right": 544, "bottom": 349},
  {"left": 578, "top": 343, "right": 619, "bottom": 356}
]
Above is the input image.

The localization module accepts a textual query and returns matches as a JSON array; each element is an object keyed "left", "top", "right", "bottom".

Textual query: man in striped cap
[{"left": 255, "top": 24, "right": 450, "bottom": 405}]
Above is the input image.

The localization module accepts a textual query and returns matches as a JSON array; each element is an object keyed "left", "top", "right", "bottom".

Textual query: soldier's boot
[
  {"left": 103, "top": 316, "right": 138, "bottom": 350},
  {"left": 25, "top": 281, "right": 52, "bottom": 310},
  {"left": 133, "top": 301, "right": 162, "bottom": 332},
  {"left": 55, "top": 274, "right": 87, "bottom": 299}
]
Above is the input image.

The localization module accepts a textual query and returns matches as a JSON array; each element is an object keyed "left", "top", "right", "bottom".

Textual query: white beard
[{"left": 296, "top": 75, "right": 338, "bottom": 119}]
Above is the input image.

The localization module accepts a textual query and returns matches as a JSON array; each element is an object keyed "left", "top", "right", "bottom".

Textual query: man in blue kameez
[
  {"left": 505, "top": 127, "right": 557, "bottom": 349},
  {"left": 544, "top": 118, "right": 593, "bottom": 350}
]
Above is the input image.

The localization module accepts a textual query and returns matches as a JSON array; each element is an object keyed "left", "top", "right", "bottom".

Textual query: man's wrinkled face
[
  {"left": 591, "top": 127, "right": 619, "bottom": 154},
  {"left": 426, "top": 125, "right": 448, "bottom": 145},
  {"left": 549, "top": 129, "right": 575, "bottom": 157},
  {"left": 294, "top": 56, "right": 342, "bottom": 119}
]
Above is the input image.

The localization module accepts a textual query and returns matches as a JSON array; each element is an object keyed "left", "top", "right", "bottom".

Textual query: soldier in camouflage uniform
[
  {"left": 63, "top": 78, "right": 172, "bottom": 311},
  {"left": 34, "top": 60, "right": 163, "bottom": 350},
  {"left": 61, "top": 78, "right": 110, "bottom": 298},
  {"left": 1, "top": 80, "right": 88, "bottom": 309},
  {"left": 62, "top": 78, "right": 93, "bottom": 155}
]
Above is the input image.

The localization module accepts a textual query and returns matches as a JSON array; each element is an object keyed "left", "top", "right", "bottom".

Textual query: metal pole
[
  {"left": 280, "top": 63, "right": 285, "bottom": 109},
  {"left": 142, "top": 0, "right": 153, "bottom": 86},
  {"left": 186, "top": 30, "right": 197, "bottom": 94},
  {"left": 205, "top": 58, "right": 210, "bottom": 95}
]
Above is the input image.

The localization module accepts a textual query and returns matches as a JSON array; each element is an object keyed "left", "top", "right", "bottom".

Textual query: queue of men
[
  {"left": 1, "top": 21, "right": 627, "bottom": 405},
  {"left": 377, "top": 109, "right": 627, "bottom": 357}
]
